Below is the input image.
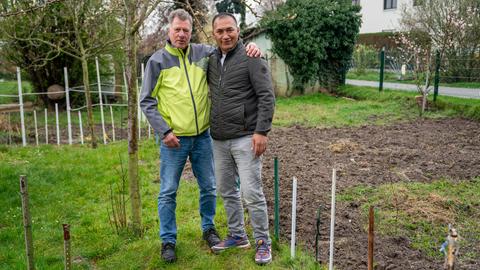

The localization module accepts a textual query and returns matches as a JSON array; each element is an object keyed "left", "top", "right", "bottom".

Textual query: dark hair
[{"left": 212, "top": 12, "right": 238, "bottom": 28}]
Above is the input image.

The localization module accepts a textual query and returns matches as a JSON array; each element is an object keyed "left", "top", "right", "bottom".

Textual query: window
[
  {"left": 352, "top": 0, "right": 360, "bottom": 5},
  {"left": 384, "top": 0, "right": 397, "bottom": 9}
]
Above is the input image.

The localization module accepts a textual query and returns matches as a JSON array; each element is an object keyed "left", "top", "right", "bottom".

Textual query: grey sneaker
[
  {"left": 255, "top": 239, "right": 272, "bottom": 265},
  {"left": 211, "top": 234, "right": 251, "bottom": 253}
]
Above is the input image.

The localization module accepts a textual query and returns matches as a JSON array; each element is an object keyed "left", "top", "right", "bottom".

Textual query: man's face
[
  {"left": 168, "top": 17, "right": 192, "bottom": 50},
  {"left": 213, "top": 16, "right": 239, "bottom": 54}
]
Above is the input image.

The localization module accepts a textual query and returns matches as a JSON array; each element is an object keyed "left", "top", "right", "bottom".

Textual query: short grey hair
[{"left": 168, "top": 9, "right": 193, "bottom": 26}]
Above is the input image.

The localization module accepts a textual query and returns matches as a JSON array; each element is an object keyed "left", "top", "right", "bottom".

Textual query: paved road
[{"left": 346, "top": 79, "right": 480, "bottom": 99}]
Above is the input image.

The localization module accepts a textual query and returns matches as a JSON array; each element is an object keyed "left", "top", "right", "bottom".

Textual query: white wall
[{"left": 358, "top": 0, "right": 412, "bottom": 33}]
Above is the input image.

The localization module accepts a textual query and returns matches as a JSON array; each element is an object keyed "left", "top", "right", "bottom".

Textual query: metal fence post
[
  {"left": 44, "top": 109, "right": 48, "bottom": 144},
  {"left": 110, "top": 106, "right": 115, "bottom": 142},
  {"left": 55, "top": 103, "right": 60, "bottom": 145},
  {"left": 78, "top": 111, "right": 84, "bottom": 145},
  {"left": 434, "top": 50, "right": 440, "bottom": 102},
  {"left": 290, "top": 176, "right": 298, "bottom": 258},
  {"left": 274, "top": 157, "right": 279, "bottom": 240},
  {"left": 17, "top": 67, "right": 27, "bottom": 146},
  {"left": 379, "top": 47, "right": 385, "bottom": 92},
  {"left": 33, "top": 110, "right": 38, "bottom": 146},
  {"left": 95, "top": 57, "right": 107, "bottom": 144},
  {"left": 64, "top": 67, "right": 72, "bottom": 145}
]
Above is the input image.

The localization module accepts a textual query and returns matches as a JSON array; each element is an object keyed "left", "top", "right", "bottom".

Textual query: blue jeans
[{"left": 158, "top": 130, "right": 216, "bottom": 244}]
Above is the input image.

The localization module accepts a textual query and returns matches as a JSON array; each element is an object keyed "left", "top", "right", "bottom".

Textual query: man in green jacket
[{"left": 140, "top": 9, "right": 259, "bottom": 263}]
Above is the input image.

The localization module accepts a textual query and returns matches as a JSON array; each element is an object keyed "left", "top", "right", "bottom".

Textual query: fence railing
[
  {"left": 349, "top": 47, "right": 480, "bottom": 99},
  {"left": 0, "top": 61, "right": 151, "bottom": 146}
]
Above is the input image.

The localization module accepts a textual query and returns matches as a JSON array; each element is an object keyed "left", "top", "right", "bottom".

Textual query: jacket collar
[{"left": 166, "top": 39, "right": 190, "bottom": 56}]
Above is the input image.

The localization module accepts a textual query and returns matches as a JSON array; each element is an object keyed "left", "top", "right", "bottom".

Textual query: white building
[{"left": 355, "top": 0, "right": 419, "bottom": 34}]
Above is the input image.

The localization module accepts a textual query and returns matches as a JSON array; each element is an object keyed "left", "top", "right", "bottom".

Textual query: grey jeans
[{"left": 213, "top": 135, "right": 270, "bottom": 241}]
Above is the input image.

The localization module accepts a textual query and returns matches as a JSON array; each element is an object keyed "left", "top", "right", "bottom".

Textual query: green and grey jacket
[
  {"left": 140, "top": 41, "right": 214, "bottom": 138},
  {"left": 208, "top": 41, "right": 275, "bottom": 140}
]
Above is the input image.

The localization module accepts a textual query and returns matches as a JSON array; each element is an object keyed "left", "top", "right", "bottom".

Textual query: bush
[
  {"left": 261, "top": 0, "right": 361, "bottom": 93},
  {"left": 352, "top": 44, "right": 378, "bottom": 74}
]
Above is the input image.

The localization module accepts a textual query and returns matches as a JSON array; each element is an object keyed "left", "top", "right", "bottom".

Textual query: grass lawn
[
  {"left": 0, "top": 80, "right": 33, "bottom": 104},
  {"left": 346, "top": 70, "right": 480, "bottom": 89},
  {"left": 0, "top": 141, "right": 322, "bottom": 270},
  {"left": 274, "top": 84, "right": 480, "bottom": 128}
]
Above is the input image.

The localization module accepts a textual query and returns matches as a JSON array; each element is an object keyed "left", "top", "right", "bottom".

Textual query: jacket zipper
[{"left": 180, "top": 48, "right": 199, "bottom": 135}]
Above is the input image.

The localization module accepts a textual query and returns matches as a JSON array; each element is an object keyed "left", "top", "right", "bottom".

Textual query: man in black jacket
[{"left": 207, "top": 13, "right": 275, "bottom": 265}]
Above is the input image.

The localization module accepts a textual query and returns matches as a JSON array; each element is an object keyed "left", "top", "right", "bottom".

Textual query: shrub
[{"left": 261, "top": 0, "right": 361, "bottom": 93}]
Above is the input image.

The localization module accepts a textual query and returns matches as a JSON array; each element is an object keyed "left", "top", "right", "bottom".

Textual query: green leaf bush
[{"left": 261, "top": 0, "right": 361, "bottom": 93}]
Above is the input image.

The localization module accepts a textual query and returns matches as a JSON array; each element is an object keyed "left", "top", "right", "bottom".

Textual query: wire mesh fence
[{"left": 348, "top": 46, "right": 480, "bottom": 98}]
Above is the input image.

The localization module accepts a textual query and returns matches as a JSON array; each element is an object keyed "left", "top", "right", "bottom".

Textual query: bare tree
[
  {"left": 172, "top": 0, "right": 209, "bottom": 42},
  {"left": 398, "top": 0, "right": 479, "bottom": 115},
  {"left": 121, "top": 0, "right": 167, "bottom": 236},
  {"left": 1, "top": 0, "right": 124, "bottom": 148}
]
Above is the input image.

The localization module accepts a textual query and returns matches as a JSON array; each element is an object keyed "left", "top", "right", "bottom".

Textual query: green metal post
[
  {"left": 274, "top": 157, "right": 279, "bottom": 240},
  {"left": 379, "top": 47, "right": 385, "bottom": 92},
  {"left": 434, "top": 50, "right": 440, "bottom": 102}
]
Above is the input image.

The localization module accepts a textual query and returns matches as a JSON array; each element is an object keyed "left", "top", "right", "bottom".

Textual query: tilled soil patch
[{"left": 261, "top": 118, "right": 480, "bottom": 270}]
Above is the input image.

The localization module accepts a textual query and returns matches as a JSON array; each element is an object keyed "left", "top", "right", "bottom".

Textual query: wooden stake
[
  {"left": 368, "top": 206, "right": 374, "bottom": 270},
  {"left": 63, "top": 224, "right": 72, "bottom": 270},
  {"left": 20, "top": 175, "right": 35, "bottom": 270}
]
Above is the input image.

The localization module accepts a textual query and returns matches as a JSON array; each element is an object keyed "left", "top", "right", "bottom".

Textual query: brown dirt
[{"left": 260, "top": 118, "right": 480, "bottom": 270}]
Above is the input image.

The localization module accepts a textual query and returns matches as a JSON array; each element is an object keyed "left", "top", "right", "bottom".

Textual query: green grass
[
  {"left": 338, "top": 84, "right": 480, "bottom": 121},
  {"left": 0, "top": 80, "right": 33, "bottom": 103},
  {"left": 0, "top": 141, "right": 324, "bottom": 269},
  {"left": 347, "top": 70, "right": 480, "bottom": 89},
  {"left": 338, "top": 178, "right": 480, "bottom": 260},
  {"left": 273, "top": 84, "right": 475, "bottom": 128}
]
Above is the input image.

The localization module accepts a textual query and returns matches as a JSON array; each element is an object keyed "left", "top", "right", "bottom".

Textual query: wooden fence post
[{"left": 20, "top": 175, "right": 35, "bottom": 270}]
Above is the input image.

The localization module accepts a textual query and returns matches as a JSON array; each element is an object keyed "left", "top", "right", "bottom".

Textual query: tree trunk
[
  {"left": 81, "top": 57, "right": 98, "bottom": 148},
  {"left": 421, "top": 91, "right": 427, "bottom": 117},
  {"left": 125, "top": 5, "right": 142, "bottom": 236}
]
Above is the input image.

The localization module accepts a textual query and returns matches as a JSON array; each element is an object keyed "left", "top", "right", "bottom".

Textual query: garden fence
[{"left": 0, "top": 60, "right": 152, "bottom": 146}]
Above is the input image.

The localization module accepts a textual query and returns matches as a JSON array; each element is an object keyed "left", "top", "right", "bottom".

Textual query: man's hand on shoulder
[
  {"left": 245, "top": 42, "right": 262, "bottom": 58},
  {"left": 163, "top": 132, "right": 180, "bottom": 148},
  {"left": 252, "top": 133, "right": 268, "bottom": 157}
]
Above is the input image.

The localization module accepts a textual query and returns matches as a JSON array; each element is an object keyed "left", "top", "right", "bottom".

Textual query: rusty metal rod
[{"left": 63, "top": 224, "right": 72, "bottom": 270}]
